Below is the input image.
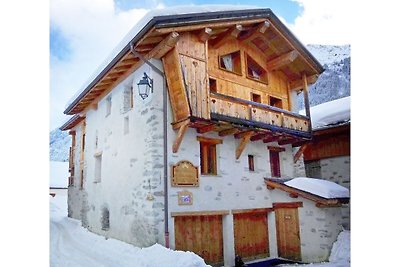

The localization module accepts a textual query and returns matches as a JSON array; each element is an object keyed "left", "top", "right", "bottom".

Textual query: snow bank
[
  {"left": 50, "top": 195, "right": 211, "bottom": 267},
  {"left": 300, "top": 96, "right": 350, "bottom": 129},
  {"left": 66, "top": 4, "right": 257, "bottom": 108},
  {"left": 329, "top": 230, "right": 350, "bottom": 264},
  {"left": 50, "top": 161, "right": 69, "bottom": 188},
  {"left": 284, "top": 177, "right": 349, "bottom": 199}
]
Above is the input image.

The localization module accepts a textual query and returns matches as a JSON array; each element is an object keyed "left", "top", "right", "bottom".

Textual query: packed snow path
[{"left": 50, "top": 194, "right": 211, "bottom": 267}]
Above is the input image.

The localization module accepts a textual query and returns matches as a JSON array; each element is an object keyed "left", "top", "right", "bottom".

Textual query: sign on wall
[
  {"left": 171, "top": 160, "right": 199, "bottom": 187},
  {"left": 178, "top": 190, "right": 193, "bottom": 205}
]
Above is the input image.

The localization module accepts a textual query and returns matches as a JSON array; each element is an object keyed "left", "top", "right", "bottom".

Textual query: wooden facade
[{"left": 303, "top": 124, "right": 350, "bottom": 162}]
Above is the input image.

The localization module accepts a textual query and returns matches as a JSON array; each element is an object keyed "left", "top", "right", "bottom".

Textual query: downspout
[{"left": 130, "top": 44, "right": 170, "bottom": 248}]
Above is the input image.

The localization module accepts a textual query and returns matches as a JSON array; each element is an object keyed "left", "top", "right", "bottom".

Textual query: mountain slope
[
  {"left": 50, "top": 128, "right": 71, "bottom": 162},
  {"left": 298, "top": 45, "right": 350, "bottom": 109}
]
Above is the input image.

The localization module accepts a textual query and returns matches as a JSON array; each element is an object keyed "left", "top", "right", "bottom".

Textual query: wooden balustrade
[{"left": 209, "top": 93, "right": 310, "bottom": 133}]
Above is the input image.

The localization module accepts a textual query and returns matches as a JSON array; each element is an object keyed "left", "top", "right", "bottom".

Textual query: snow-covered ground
[{"left": 50, "top": 194, "right": 211, "bottom": 267}]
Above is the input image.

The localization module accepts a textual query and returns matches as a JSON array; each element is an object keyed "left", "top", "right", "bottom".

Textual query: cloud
[
  {"left": 50, "top": 0, "right": 151, "bottom": 129},
  {"left": 285, "top": 0, "right": 352, "bottom": 45}
]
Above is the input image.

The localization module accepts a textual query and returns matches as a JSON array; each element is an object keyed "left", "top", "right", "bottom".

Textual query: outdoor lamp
[{"left": 137, "top": 72, "right": 153, "bottom": 100}]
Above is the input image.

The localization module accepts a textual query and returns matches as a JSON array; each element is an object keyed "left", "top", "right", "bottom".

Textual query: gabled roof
[
  {"left": 265, "top": 178, "right": 349, "bottom": 207},
  {"left": 63, "top": 6, "right": 324, "bottom": 116},
  {"left": 59, "top": 114, "right": 85, "bottom": 131}
]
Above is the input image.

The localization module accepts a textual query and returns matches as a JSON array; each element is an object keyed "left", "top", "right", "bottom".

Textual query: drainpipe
[{"left": 130, "top": 44, "right": 170, "bottom": 248}]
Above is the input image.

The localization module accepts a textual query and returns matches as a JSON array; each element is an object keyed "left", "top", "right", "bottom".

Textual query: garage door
[
  {"left": 233, "top": 211, "right": 269, "bottom": 261},
  {"left": 174, "top": 215, "right": 223, "bottom": 265}
]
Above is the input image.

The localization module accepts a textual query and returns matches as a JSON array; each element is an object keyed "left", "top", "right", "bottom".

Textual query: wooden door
[
  {"left": 174, "top": 215, "right": 223, "bottom": 265},
  {"left": 274, "top": 208, "right": 301, "bottom": 261},
  {"left": 233, "top": 212, "right": 269, "bottom": 261}
]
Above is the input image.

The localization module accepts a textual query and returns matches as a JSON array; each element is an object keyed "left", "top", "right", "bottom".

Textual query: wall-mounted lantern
[{"left": 137, "top": 72, "right": 153, "bottom": 100}]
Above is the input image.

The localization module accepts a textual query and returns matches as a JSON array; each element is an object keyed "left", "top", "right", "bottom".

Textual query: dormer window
[
  {"left": 219, "top": 51, "right": 241, "bottom": 75},
  {"left": 246, "top": 54, "right": 268, "bottom": 84}
]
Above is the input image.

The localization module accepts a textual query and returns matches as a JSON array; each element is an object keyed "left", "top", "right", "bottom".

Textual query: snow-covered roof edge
[
  {"left": 64, "top": 5, "right": 324, "bottom": 114},
  {"left": 300, "top": 96, "right": 350, "bottom": 130}
]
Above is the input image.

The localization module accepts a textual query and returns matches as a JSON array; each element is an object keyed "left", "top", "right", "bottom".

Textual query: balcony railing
[{"left": 209, "top": 92, "right": 311, "bottom": 137}]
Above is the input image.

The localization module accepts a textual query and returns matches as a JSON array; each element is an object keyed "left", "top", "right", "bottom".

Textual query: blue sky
[{"left": 49, "top": 0, "right": 352, "bottom": 130}]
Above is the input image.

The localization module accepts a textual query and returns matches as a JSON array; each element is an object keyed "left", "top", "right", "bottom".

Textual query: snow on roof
[
  {"left": 300, "top": 96, "right": 350, "bottom": 129},
  {"left": 66, "top": 4, "right": 258, "bottom": 108},
  {"left": 50, "top": 161, "right": 69, "bottom": 188},
  {"left": 284, "top": 177, "right": 349, "bottom": 199}
]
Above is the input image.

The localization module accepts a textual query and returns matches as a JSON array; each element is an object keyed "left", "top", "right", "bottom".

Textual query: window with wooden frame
[
  {"left": 246, "top": 53, "right": 268, "bottom": 84},
  {"left": 269, "top": 96, "right": 283, "bottom": 109},
  {"left": 248, "top": 155, "right": 255, "bottom": 172},
  {"left": 251, "top": 93, "right": 261, "bottom": 103},
  {"left": 269, "top": 150, "right": 281, "bottom": 177},
  {"left": 197, "top": 136, "right": 223, "bottom": 175},
  {"left": 209, "top": 78, "right": 217, "bottom": 93},
  {"left": 106, "top": 95, "right": 112, "bottom": 117},
  {"left": 219, "top": 50, "right": 242, "bottom": 75}
]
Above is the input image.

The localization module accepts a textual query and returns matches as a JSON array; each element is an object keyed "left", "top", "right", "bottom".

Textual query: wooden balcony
[{"left": 208, "top": 92, "right": 311, "bottom": 139}]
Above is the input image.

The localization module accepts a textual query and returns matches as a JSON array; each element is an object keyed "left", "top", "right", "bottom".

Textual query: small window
[
  {"left": 123, "top": 86, "right": 133, "bottom": 112},
  {"left": 80, "top": 169, "right": 84, "bottom": 189},
  {"left": 209, "top": 78, "right": 217, "bottom": 93},
  {"left": 269, "top": 150, "right": 281, "bottom": 177},
  {"left": 246, "top": 54, "right": 268, "bottom": 83},
  {"left": 248, "top": 155, "right": 255, "bottom": 172},
  {"left": 124, "top": 116, "right": 129, "bottom": 135},
  {"left": 94, "top": 154, "right": 102, "bottom": 183},
  {"left": 251, "top": 93, "right": 261, "bottom": 103},
  {"left": 106, "top": 95, "right": 112, "bottom": 117},
  {"left": 101, "top": 207, "right": 110, "bottom": 231},
  {"left": 269, "top": 96, "right": 283, "bottom": 109},
  {"left": 219, "top": 51, "right": 242, "bottom": 75},
  {"left": 95, "top": 130, "right": 98, "bottom": 149}
]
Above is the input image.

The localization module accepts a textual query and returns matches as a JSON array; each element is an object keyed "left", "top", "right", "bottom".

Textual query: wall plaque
[
  {"left": 171, "top": 160, "right": 199, "bottom": 187},
  {"left": 178, "top": 190, "right": 193, "bottom": 205}
]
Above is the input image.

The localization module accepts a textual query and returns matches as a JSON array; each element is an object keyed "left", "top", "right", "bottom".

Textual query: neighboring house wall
[
  {"left": 268, "top": 190, "right": 343, "bottom": 263},
  {"left": 68, "top": 62, "right": 167, "bottom": 246}
]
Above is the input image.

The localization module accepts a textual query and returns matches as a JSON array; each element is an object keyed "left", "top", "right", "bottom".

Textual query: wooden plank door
[
  {"left": 274, "top": 207, "right": 301, "bottom": 261},
  {"left": 233, "top": 212, "right": 269, "bottom": 261},
  {"left": 174, "top": 215, "right": 223, "bottom": 265}
]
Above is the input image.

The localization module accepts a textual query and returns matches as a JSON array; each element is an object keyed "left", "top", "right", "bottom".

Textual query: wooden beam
[
  {"left": 171, "top": 210, "right": 230, "bottom": 217},
  {"left": 250, "top": 131, "right": 272, "bottom": 141},
  {"left": 267, "top": 146, "right": 285, "bottom": 152},
  {"left": 172, "top": 119, "right": 189, "bottom": 153},
  {"left": 218, "top": 127, "right": 239, "bottom": 137},
  {"left": 266, "top": 50, "right": 299, "bottom": 71},
  {"left": 231, "top": 207, "right": 274, "bottom": 214},
  {"left": 236, "top": 131, "right": 254, "bottom": 159},
  {"left": 147, "top": 31, "right": 180, "bottom": 59},
  {"left": 198, "top": 27, "right": 213, "bottom": 42},
  {"left": 289, "top": 74, "right": 319, "bottom": 91},
  {"left": 196, "top": 123, "right": 215, "bottom": 134},
  {"left": 239, "top": 21, "right": 271, "bottom": 42},
  {"left": 196, "top": 136, "right": 223, "bottom": 144},
  {"left": 294, "top": 143, "right": 309, "bottom": 163},
  {"left": 272, "top": 202, "right": 303, "bottom": 209},
  {"left": 211, "top": 24, "right": 243, "bottom": 48},
  {"left": 234, "top": 130, "right": 255, "bottom": 139},
  {"left": 302, "top": 73, "right": 312, "bottom": 131},
  {"left": 263, "top": 135, "right": 280, "bottom": 144}
]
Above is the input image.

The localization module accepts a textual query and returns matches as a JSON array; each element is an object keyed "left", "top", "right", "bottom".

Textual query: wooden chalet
[{"left": 60, "top": 7, "right": 344, "bottom": 267}]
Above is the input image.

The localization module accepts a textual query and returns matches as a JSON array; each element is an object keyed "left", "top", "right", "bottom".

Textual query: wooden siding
[
  {"left": 174, "top": 215, "right": 224, "bottom": 265},
  {"left": 233, "top": 212, "right": 269, "bottom": 261}
]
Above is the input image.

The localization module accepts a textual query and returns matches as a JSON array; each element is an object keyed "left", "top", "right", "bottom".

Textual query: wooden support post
[
  {"left": 235, "top": 131, "right": 253, "bottom": 159},
  {"left": 302, "top": 74, "right": 312, "bottom": 131},
  {"left": 198, "top": 27, "right": 212, "bottom": 42},
  {"left": 294, "top": 143, "right": 309, "bottom": 163},
  {"left": 218, "top": 127, "right": 239, "bottom": 137},
  {"left": 172, "top": 119, "right": 189, "bottom": 153}
]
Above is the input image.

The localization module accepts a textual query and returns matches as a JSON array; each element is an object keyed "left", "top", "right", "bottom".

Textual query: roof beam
[
  {"left": 289, "top": 74, "right": 319, "bottom": 91},
  {"left": 218, "top": 127, "right": 240, "bottom": 137},
  {"left": 198, "top": 27, "right": 213, "bottom": 42},
  {"left": 172, "top": 119, "right": 189, "bottom": 153},
  {"left": 266, "top": 50, "right": 299, "bottom": 71},
  {"left": 211, "top": 24, "right": 243, "bottom": 48},
  {"left": 236, "top": 131, "right": 254, "bottom": 159},
  {"left": 239, "top": 21, "right": 270, "bottom": 42}
]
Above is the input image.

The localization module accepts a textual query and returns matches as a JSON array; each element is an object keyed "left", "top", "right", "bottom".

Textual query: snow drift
[{"left": 284, "top": 177, "right": 349, "bottom": 199}]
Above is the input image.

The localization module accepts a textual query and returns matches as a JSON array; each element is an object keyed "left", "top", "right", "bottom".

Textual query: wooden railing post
[{"left": 302, "top": 73, "right": 312, "bottom": 131}]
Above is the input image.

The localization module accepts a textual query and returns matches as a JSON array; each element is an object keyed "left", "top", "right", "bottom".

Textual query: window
[
  {"left": 80, "top": 169, "right": 84, "bottom": 189},
  {"left": 246, "top": 54, "right": 268, "bottom": 84},
  {"left": 94, "top": 154, "right": 102, "bottom": 183},
  {"left": 269, "top": 150, "right": 281, "bottom": 177},
  {"left": 106, "top": 95, "right": 112, "bottom": 116},
  {"left": 269, "top": 96, "right": 283, "bottom": 109},
  {"left": 219, "top": 51, "right": 242, "bottom": 75},
  {"left": 197, "top": 137, "right": 223, "bottom": 175},
  {"left": 124, "top": 116, "right": 129, "bottom": 135},
  {"left": 248, "top": 155, "right": 255, "bottom": 172},
  {"left": 123, "top": 86, "right": 133, "bottom": 112},
  {"left": 95, "top": 130, "right": 98, "bottom": 149},
  {"left": 209, "top": 78, "right": 217, "bottom": 93},
  {"left": 101, "top": 207, "right": 110, "bottom": 231},
  {"left": 251, "top": 93, "right": 261, "bottom": 103}
]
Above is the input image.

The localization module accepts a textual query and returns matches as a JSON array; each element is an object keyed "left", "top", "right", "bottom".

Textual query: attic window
[
  {"left": 246, "top": 54, "right": 268, "bottom": 84},
  {"left": 106, "top": 95, "right": 112, "bottom": 117},
  {"left": 219, "top": 51, "right": 242, "bottom": 75},
  {"left": 251, "top": 93, "right": 261, "bottom": 103},
  {"left": 269, "top": 96, "right": 283, "bottom": 108}
]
